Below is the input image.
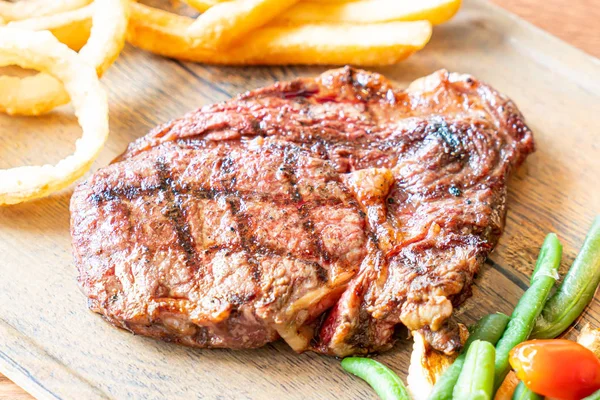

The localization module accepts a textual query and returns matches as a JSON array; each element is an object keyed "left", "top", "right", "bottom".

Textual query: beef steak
[{"left": 71, "top": 67, "right": 534, "bottom": 356}]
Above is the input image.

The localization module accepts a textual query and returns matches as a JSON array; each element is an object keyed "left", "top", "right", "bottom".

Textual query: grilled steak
[{"left": 71, "top": 67, "right": 534, "bottom": 356}]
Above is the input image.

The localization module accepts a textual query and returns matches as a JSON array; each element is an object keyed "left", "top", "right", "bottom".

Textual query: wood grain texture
[
  {"left": 0, "top": 375, "right": 32, "bottom": 400},
  {"left": 490, "top": 0, "right": 600, "bottom": 57},
  {"left": 0, "top": 0, "right": 599, "bottom": 398}
]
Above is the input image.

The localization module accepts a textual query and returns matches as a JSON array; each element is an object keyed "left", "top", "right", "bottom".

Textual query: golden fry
[
  {"left": 277, "top": 0, "right": 461, "bottom": 25},
  {"left": 182, "top": 0, "right": 360, "bottom": 13},
  {"left": 0, "top": 0, "right": 128, "bottom": 116},
  {"left": 0, "top": 0, "right": 91, "bottom": 22},
  {"left": 187, "top": 0, "right": 300, "bottom": 50},
  {"left": 180, "top": 0, "right": 221, "bottom": 13},
  {"left": 182, "top": 0, "right": 459, "bottom": 26},
  {"left": 128, "top": 3, "right": 432, "bottom": 66},
  {"left": 0, "top": 29, "right": 109, "bottom": 205}
]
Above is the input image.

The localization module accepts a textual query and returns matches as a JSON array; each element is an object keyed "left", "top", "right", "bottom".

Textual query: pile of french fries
[
  {"left": 129, "top": 0, "right": 460, "bottom": 65},
  {"left": 0, "top": 0, "right": 460, "bottom": 205}
]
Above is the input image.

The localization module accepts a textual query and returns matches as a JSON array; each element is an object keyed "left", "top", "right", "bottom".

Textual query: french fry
[
  {"left": 182, "top": 0, "right": 360, "bottom": 13},
  {"left": 181, "top": 0, "right": 221, "bottom": 13},
  {"left": 182, "top": 0, "right": 460, "bottom": 26},
  {"left": 0, "top": 0, "right": 91, "bottom": 22},
  {"left": 277, "top": 0, "right": 462, "bottom": 25},
  {"left": 186, "top": 0, "right": 300, "bottom": 50},
  {"left": 128, "top": 2, "right": 432, "bottom": 66},
  {"left": 7, "top": 5, "right": 93, "bottom": 51}
]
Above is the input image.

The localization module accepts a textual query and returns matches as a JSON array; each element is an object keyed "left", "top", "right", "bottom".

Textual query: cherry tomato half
[{"left": 509, "top": 339, "right": 600, "bottom": 399}]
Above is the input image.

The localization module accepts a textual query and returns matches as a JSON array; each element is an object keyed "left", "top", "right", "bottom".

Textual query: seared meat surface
[{"left": 71, "top": 67, "right": 534, "bottom": 356}]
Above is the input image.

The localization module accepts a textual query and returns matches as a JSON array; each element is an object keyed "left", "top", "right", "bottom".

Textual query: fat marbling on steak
[{"left": 71, "top": 67, "right": 534, "bottom": 356}]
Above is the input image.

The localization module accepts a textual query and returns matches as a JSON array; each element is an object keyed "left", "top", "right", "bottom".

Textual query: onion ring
[
  {"left": 7, "top": 5, "right": 93, "bottom": 51},
  {"left": 0, "top": 28, "right": 108, "bottom": 205},
  {"left": 0, "top": 0, "right": 128, "bottom": 116},
  {"left": 0, "top": 0, "right": 91, "bottom": 22}
]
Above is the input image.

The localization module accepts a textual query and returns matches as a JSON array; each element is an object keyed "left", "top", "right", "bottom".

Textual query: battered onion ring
[
  {"left": 0, "top": 0, "right": 128, "bottom": 116},
  {"left": 0, "top": 0, "right": 91, "bottom": 22},
  {"left": 7, "top": 4, "right": 94, "bottom": 51},
  {"left": 0, "top": 28, "right": 108, "bottom": 205}
]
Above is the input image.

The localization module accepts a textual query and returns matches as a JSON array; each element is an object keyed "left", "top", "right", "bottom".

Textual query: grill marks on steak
[{"left": 71, "top": 67, "right": 534, "bottom": 356}]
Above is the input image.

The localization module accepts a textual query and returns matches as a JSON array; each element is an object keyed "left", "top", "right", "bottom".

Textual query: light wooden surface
[
  {"left": 0, "top": 0, "right": 598, "bottom": 398},
  {"left": 490, "top": 0, "right": 599, "bottom": 57},
  {"left": 0, "top": 375, "right": 32, "bottom": 400}
]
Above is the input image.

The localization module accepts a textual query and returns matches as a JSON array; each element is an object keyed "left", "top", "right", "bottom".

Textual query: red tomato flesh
[{"left": 509, "top": 339, "right": 600, "bottom": 399}]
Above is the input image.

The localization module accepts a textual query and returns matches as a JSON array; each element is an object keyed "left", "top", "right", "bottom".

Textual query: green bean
[
  {"left": 532, "top": 216, "right": 600, "bottom": 339},
  {"left": 429, "top": 313, "right": 509, "bottom": 400},
  {"left": 452, "top": 340, "right": 495, "bottom": 400},
  {"left": 341, "top": 357, "right": 409, "bottom": 400},
  {"left": 583, "top": 389, "right": 600, "bottom": 400},
  {"left": 512, "top": 381, "right": 543, "bottom": 400},
  {"left": 493, "top": 233, "right": 562, "bottom": 390}
]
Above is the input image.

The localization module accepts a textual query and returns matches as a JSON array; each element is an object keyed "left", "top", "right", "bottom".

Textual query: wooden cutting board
[{"left": 1, "top": 0, "right": 599, "bottom": 398}]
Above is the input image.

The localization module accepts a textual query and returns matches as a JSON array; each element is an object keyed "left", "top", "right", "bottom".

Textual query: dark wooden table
[{"left": 0, "top": 0, "right": 596, "bottom": 398}]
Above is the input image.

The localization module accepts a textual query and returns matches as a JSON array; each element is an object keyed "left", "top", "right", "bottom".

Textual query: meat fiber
[{"left": 71, "top": 67, "right": 534, "bottom": 356}]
